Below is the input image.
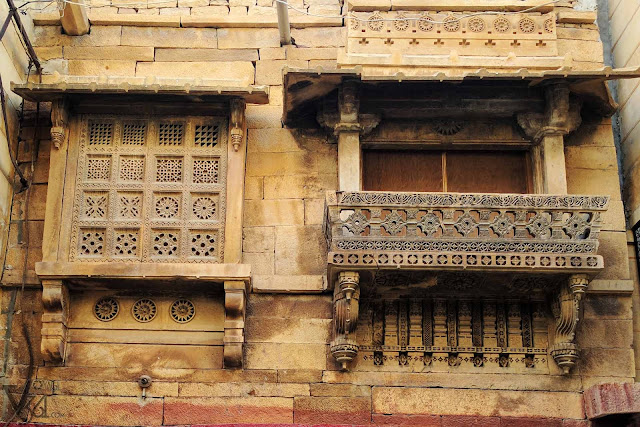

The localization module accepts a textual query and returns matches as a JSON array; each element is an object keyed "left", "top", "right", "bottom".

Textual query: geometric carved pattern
[
  {"left": 158, "top": 123, "right": 184, "bottom": 146},
  {"left": 132, "top": 298, "right": 157, "bottom": 323},
  {"left": 193, "top": 159, "right": 219, "bottom": 184},
  {"left": 156, "top": 158, "right": 183, "bottom": 182},
  {"left": 194, "top": 125, "right": 219, "bottom": 147},
  {"left": 170, "top": 299, "right": 195, "bottom": 323},
  {"left": 94, "top": 297, "right": 119, "bottom": 321},
  {"left": 119, "top": 157, "right": 145, "bottom": 181},
  {"left": 122, "top": 122, "right": 146, "bottom": 146},
  {"left": 71, "top": 115, "right": 227, "bottom": 263}
]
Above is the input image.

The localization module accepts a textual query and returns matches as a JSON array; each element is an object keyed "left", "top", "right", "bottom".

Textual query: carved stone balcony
[
  {"left": 324, "top": 191, "right": 609, "bottom": 373},
  {"left": 325, "top": 191, "right": 608, "bottom": 279}
]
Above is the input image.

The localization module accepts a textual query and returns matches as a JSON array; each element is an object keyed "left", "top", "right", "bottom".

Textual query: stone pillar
[
  {"left": 223, "top": 280, "right": 246, "bottom": 368},
  {"left": 517, "top": 83, "right": 581, "bottom": 194},
  {"left": 330, "top": 271, "right": 360, "bottom": 370},
  {"left": 338, "top": 131, "right": 361, "bottom": 191}
]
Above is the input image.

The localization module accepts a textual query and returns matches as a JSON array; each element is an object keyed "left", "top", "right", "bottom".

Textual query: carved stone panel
[{"left": 69, "top": 115, "right": 228, "bottom": 263}]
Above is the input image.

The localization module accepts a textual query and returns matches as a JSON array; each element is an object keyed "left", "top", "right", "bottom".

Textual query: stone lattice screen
[{"left": 69, "top": 115, "right": 227, "bottom": 263}]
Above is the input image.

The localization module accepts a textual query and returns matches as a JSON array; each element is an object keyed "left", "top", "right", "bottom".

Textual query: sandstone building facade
[{"left": 0, "top": 0, "right": 639, "bottom": 425}]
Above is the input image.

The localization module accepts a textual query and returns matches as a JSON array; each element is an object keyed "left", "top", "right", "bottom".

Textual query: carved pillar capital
[
  {"left": 550, "top": 274, "right": 590, "bottom": 374},
  {"left": 223, "top": 280, "right": 246, "bottom": 368},
  {"left": 40, "top": 280, "right": 69, "bottom": 364},
  {"left": 50, "top": 98, "right": 69, "bottom": 149},
  {"left": 330, "top": 271, "right": 361, "bottom": 370},
  {"left": 229, "top": 98, "right": 246, "bottom": 152}
]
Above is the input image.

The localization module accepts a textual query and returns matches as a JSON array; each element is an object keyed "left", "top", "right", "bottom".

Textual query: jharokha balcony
[{"left": 324, "top": 191, "right": 609, "bottom": 374}]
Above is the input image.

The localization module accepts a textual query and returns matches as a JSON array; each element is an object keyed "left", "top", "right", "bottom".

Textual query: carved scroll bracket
[
  {"left": 330, "top": 271, "right": 361, "bottom": 370},
  {"left": 50, "top": 98, "right": 69, "bottom": 149},
  {"left": 41, "top": 280, "right": 69, "bottom": 364},
  {"left": 223, "top": 280, "right": 247, "bottom": 368},
  {"left": 317, "top": 80, "right": 381, "bottom": 140},
  {"left": 229, "top": 98, "right": 246, "bottom": 152},
  {"left": 516, "top": 83, "right": 582, "bottom": 143},
  {"left": 550, "top": 273, "right": 588, "bottom": 374}
]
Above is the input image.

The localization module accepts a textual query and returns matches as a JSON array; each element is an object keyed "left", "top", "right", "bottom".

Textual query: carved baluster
[
  {"left": 532, "top": 301, "right": 549, "bottom": 349},
  {"left": 514, "top": 210, "right": 528, "bottom": 238},
  {"left": 472, "top": 301, "right": 483, "bottom": 347},
  {"left": 507, "top": 301, "right": 523, "bottom": 348},
  {"left": 224, "top": 281, "right": 247, "bottom": 368},
  {"left": 550, "top": 211, "right": 564, "bottom": 239},
  {"left": 369, "top": 208, "right": 382, "bottom": 237},
  {"left": 423, "top": 299, "right": 433, "bottom": 366},
  {"left": 41, "top": 280, "right": 69, "bottom": 364},
  {"left": 447, "top": 300, "right": 459, "bottom": 366},
  {"left": 478, "top": 210, "right": 491, "bottom": 238},
  {"left": 496, "top": 302, "right": 509, "bottom": 367},
  {"left": 331, "top": 272, "right": 360, "bottom": 370},
  {"left": 372, "top": 300, "right": 384, "bottom": 365},
  {"left": 458, "top": 300, "right": 473, "bottom": 367},
  {"left": 483, "top": 300, "right": 499, "bottom": 368},
  {"left": 357, "top": 299, "right": 373, "bottom": 346},
  {"left": 398, "top": 300, "right": 409, "bottom": 365},
  {"left": 522, "top": 303, "right": 533, "bottom": 348},
  {"left": 433, "top": 298, "right": 448, "bottom": 369},
  {"left": 550, "top": 274, "right": 588, "bottom": 374}
]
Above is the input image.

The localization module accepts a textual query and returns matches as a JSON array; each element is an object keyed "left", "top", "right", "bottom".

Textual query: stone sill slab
[
  {"left": 36, "top": 261, "right": 251, "bottom": 285},
  {"left": 585, "top": 382, "right": 640, "bottom": 419},
  {"left": 30, "top": 12, "right": 343, "bottom": 28}
]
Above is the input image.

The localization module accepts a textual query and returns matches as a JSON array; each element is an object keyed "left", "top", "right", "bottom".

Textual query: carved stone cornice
[
  {"left": 50, "top": 98, "right": 69, "bottom": 149},
  {"left": 317, "top": 80, "right": 381, "bottom": 139},
  {"left": 516, "top": 84, "right": 582, "bottom": 143}
]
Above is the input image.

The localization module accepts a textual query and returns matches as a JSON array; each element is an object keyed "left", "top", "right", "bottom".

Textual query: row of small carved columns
[{"left": 326, "top": 80, "right": 592, "bottom": 374}]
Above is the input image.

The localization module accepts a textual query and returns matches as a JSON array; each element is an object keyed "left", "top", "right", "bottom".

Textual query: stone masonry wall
[{"left": 0, "top": 1, "right": 636, "bottom": 424}]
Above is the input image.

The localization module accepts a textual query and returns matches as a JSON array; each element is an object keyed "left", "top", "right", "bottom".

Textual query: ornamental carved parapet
[
  {"left": 317, "top": 81, "right": 381, "bottom": 140},
  {"left": 550, "top": 274, "right": 589, "bottom": 374},
  {"left": 330, "top": 271, "right": 361, "bottom": 369}
]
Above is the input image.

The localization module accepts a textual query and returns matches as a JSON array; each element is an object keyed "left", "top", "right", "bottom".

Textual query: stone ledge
[
  {"left": 584, "top": 382, "right": 640, "bottom": 419},
  {"left": 587, "top": 279, "right": 635, "bottom": 294},
  {"left": 557, "top": 11, "right": 597, "bottom": 24},
  {"left": 348, "top": 0, "right": 555, "bottom": 12},
  {"left": 181, "top": 14, "right": 342, "bottom": 28}
]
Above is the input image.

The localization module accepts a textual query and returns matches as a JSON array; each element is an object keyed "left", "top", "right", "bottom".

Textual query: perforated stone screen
[{"left": 69, "top": 115, "right": 227, "bottom": 263}]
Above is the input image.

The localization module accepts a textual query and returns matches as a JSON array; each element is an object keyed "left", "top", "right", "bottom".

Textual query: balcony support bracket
[
  {"left": 330, "top": 271, "right": 361, "bottom": 370},
  {"left": 550, "top": 273, "right": 589, "bottom": 374}
]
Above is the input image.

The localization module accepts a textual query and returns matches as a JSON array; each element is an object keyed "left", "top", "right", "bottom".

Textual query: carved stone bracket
[
  {"left": 40, "top": 280, "right": 69, "bottom": 364},
  {"left": 330, "top": 271, "right": 361, "bottom": 370},
  {"left": 50, "top": 98, "right": 69, "bottom": 149},
  {"left": 229, "top": 98, "right": 245, "bottom": 152},
  {"left": 516, "top": 83, "right": 582, "bottom": 143},
  {"left": 223, "top": 280, "right": 247, "bottom": 368},
  {"left": 550, "top": 273, "right": 588, "bottom": 374},
  {"left": 317, "top": 80, "right": 381, "bottom": 140}
]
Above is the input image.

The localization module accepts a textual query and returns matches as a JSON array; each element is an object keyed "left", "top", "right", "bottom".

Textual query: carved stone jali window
[{"left": 70, "top": 116, "right": 227, "bottom": 263}]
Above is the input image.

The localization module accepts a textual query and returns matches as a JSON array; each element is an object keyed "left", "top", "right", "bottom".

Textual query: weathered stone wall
[{"left": 0, "top": 1, "right": 635, "bottom": 424}]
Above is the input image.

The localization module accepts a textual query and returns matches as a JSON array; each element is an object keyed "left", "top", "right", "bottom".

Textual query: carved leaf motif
[
  {"left": 417, "top": 212, "right": 442, "bottom": 237},
  {"left": 526, "top": 213, "right": 551, "bottom": 238},
  {"left": 345, "top": 211, "right": 369, "bottom": 235},
  {"left": 563, "top": 214, "right": 589, "bottom": 238},
  {"left": 489, "top": 214, "right": 514, "bottom": 237},
  {"left": 454, "top": 212, "right": 478, "bottom": 236},
  {"left": 381, "top": 211, "right": 406, "bottom": 235}
]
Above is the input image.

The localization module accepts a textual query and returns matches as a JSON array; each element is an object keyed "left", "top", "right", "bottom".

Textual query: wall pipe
[{"left": 276, "top": 0, "right": 292, "bottom": 46}]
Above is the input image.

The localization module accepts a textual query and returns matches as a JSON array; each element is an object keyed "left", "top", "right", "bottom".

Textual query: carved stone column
[
  {"left": 517, "top": 83, "right": 582, "bottom": 194},
  {"left": 41, "top": 280, "right": 69, "bottom": 364},
  {"left": 550, "top": 273, "right": 589, "bottom": 374},
  {"left": 317, "top": 80, "right": 380, "bottom": 191},
  {"left": 223, "top": 280, "right": 246, "bottom": 368},
  {"left": 330, "top": 271, "right": 360, "bottom": 370}
]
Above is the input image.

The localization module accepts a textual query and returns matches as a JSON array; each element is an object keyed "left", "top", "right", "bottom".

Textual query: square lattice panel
[{"left": 69, "top": 116, "right": 228, "bottom": 263}]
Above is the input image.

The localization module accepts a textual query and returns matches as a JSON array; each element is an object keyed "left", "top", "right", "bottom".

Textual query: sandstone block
[
  {"left": 244, "top": 176, "right": 264, "bottom": 199},
  {"left": 372, "top": 387, "right": 584, "bottom": 419},
  {"left": 294, "top": 396, "right": 370, "bottom": 424},
  {"left": 274, "top": 225, "right": 326, "bottom": 275},
  {"left": 163, "top": 396, "right": 293, "bottom": 424},
  {"left": 247, "top": 294, "right": 331, "bottom": 318},
  {"left": 584, "top": 295, "right": 633, "bottom": 320},
  {"left": 597, "top": 231, "right": 630, "bottom": 280},
  {"left": 246, "top": 105, "right": 283, "bottom": 128},
  {"left": 566, "top": 121, "right": 615, "bottom": 147},
  {"left": 310, "top": 59, "right": 337, "bottom": 68},
  {"left": 27, "top": 395, "right": 163, "bottom": 426},
  {"left": 440, "top": 415, "right": 501, "bottom": 427},
  {"left": 566, "top": 168, "right": 621, "bottom": 200},
  {"left": 243, "top": 199, "right": 304, "bottom": 226},
  {"left": 243, "top": 251, "right": 275, "bottom": 275},
  {"left": 251, "top": 274, "right": 325, "bottom": 292},
  {"left": 373, "top": 414, "right": 442, "bottom": 425},
  {"left": 34, "top": 46, "right": 63, "bottom": 61},
  {"left": 136, "top": 61, "right": 255, "bottom": 84},
  {"left": 247, "top": 128, "right": 301, "bottom": 152},
  {"left": 290, "top": 27, "right": 345, "bottom": 47},
  {"left": 55, "top": 380, "right": 179, "bottom": 397},
  {"left": 264, "top": 175, "right": 337, "bottom": 199},
  {"left": 155, "top": 48, "right": 258, "bottom": 61},
  {"left": 269, "top": 85, "right": 284, "bottom": 106},
  {"left": 41, "top": 58, "right": 68, "bottom": 75},
  {"left": 580, "top": 348, "right": 635, "bottom": 378},
  {"left": 218, "top": 28, "right": 280, "bottom": 49},
  {"left": 246, "top": 152, "right": 323, "bottom": 176},
  {"left": 259, "top": 47, "right": 286, "bottom": 60},
  {"left": 256, "top": 59, "right": 308, "bottom": 85},
  {"left": 190, "top": 5, "right": 231, "bottom": 15},
  {"left": 565, "top": 146, "right": 618, "bottom": 170},
  {"left": 34, "top": 26, "right": 121, "bottom": 47},
  {"left": 178, "top": 0, "right": 208, "bottom": 6},
  {"left": 601, "top": 200, "right": 626, "bottom": 232},
  {"left": 498, "top": 418, "right": 562, "bottom": 427},
  {"left": 277, "top": 369, "right": 323, "bottom": 383},
  {"left": 245, "top": 317, "right": 331, "bottom": 343},
  {"left": 248, "top": 5, "right": 276, "bottom": 15},
  {"left": 178, "top": 382, "right": 309, "bottom": 397},
  {"left": 88, "top": 14, "right": 180, "bottom": 26},
  {"left": 68, "top": 59, "right": 136, "bottom": 76},
  {"left": 584, "top": 382, "right": 640, "bottom": 419},
  {"left": 229, "top": 6, "right": 249, "bottom": 15},
  {"left": 558, "top": 39, "right": 604, "bottom": 63},
  {"left": 310, "top": 383, "right": 371, "bottom": 397},
  {"left": 304, "top": 198, "right": 324, "bottom": 225},
  {"left": 121, "top": 27, "right": 217, "bottom": 48},
  {"left": 578, "top": 319, "right": 633, "bottom": 349},
  {"left": 243, "top": 226, "right": 275, "bottom": 253},
  {"left": 245, "top": 343, "right": 327, "bottom": 369},
  {"left": 64, "top": 46, "right": 154, "bottom": 61},
  {"left": 286, "top": 46, "right": 337, "bottom": 60},
  {"left": 160, "top": 7, "right": 191, "bottom": 15}
]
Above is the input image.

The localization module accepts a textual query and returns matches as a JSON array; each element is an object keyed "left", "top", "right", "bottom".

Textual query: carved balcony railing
[
  {"left": 324, "top": 191, "right": 609, "bottom": 277},
  {"left": 325, "top": 191, "right": 609, "bottom": 373}
]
